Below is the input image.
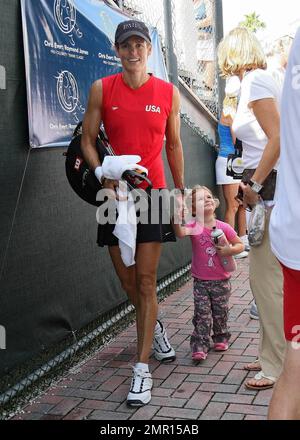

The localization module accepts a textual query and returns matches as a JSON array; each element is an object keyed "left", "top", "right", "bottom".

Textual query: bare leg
[
  {"left": 237, "top": 206, "right": 247, "bottom": 237},
  {"left": 108, "top": 246, "right": 140, "bottom": 354},
  {"left": 108, "top": 246, "right": 137, "bottom": 305},
  {"left": 135, "top": 242, "right": 162, "bottom": 364},
  {"left": 109, "top": 243, "right": 162, "bottom": 363},
  {"left": 222, "top": 184, "right": 239, "bottom": 229},
  {"left": 268, "top": 342, "right": 300, "bottom": 420}
]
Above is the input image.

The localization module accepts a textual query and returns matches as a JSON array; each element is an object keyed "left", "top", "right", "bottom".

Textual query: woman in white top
[
  {"left": 268, "top": 28, "right": 300, "bottom": 420},
  {"left": 218, "top": 28, "right": 285, "bottom": 391}
]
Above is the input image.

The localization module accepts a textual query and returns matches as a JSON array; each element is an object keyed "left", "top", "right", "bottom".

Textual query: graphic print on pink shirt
[
  {"left": 189, "top": 220, "right": 237, "bottom": 281},
  {"left": 206, "top": 245, "right": 217, "bottom": 268}
]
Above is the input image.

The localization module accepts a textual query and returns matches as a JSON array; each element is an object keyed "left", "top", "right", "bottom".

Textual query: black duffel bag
[
  {"left": 64, "top": 122, "right": 152, "bottom": 206},
  {"left": 64, "top": 121, "right": 114, "bottom": 206}
]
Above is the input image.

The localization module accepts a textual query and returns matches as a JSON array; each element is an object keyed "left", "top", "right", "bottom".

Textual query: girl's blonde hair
[
  {"left": 192, "top": 185, "right": 220, "bottom": 209},
  {"left": 218, "top": 27, "right": 267, "bottom": 78}
]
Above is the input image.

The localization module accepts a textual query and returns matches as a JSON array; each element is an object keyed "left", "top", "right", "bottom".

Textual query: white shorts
[{"left": 215, "top": 156, "right": 241, "bottom": 185}]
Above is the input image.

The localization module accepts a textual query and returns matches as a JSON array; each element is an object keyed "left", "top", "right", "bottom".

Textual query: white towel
[
  {"left": 95, "top": 155, "right": 148, "bottom": 182},
  {"left": 113, "top": 182, "right": 137, "bottom": 267}
]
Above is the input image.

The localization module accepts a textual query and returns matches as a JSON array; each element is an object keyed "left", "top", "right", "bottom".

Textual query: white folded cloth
[
  {"left": 94, "top": 155, "right": 148, "bottom": 183},
  {"left": 113, "top": 182, "right": 137, "bottom": 267}
]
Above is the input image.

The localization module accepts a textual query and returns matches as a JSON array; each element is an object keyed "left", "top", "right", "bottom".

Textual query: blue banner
[{"left": 21, "top": 0, "right": 168, "bottom": 148}]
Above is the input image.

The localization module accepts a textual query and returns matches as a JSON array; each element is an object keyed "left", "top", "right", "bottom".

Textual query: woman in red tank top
[{"left": 81, "top": 19, "right": 184, "bottom": 407}]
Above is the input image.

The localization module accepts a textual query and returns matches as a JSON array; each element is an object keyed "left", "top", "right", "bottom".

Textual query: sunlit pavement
[{"left": 13, "top": 258, "right": 271, "bottom": 421}]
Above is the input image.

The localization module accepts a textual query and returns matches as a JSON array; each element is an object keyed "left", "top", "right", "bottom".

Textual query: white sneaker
[
  {"left": 127, "top": 367, "right": 153, "bottom": 407},
  {"left": 153, "top": 320, "right": 176, "bottom": 362},
  {"left": 241, "top": 235, "right": 250, "bottom": 252},
  {"left": 234, "top": 250, "right": 249, "bottom": 259}
]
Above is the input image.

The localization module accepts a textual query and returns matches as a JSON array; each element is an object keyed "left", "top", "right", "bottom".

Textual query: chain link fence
[
  {"left": 1, "top": 265, "right": 191, "bottom": 417},
  {"left": 118, "top": 0, "right": 219, "bottom": 116},
  {"left": 0, "top": 1, "right": 220, "bottom": 414}
]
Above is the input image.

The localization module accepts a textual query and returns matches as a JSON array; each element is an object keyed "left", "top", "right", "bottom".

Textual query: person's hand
[
  {"left": 174, "top": 192, "right": 191, "bottom": 225},
  {"left": 240, "top": 182, "right": 259, "bottom": 209},
  {"left": 101, "top": 178, "right": 118, "bottom": 200},
  {"left": 215, "top": 244, "right": 232, "bottom": 257},
  {"left": 95, "top": 155, "right": 148, "bottom": 182},
  {"left": 102, "top": 179, "right": 128, "bottom": 201},
  {"left": 174, "top": 193, "right": 185, "bottom": 217}
]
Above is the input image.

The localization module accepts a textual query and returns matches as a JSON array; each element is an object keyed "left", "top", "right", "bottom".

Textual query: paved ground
[{"left": 12, "top": 258, "right": 272, "bottom": 421}]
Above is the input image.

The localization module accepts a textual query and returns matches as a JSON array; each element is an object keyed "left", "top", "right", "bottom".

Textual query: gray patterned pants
[{"left": 191, "top": 278, "right": 231, "bottom": 354}]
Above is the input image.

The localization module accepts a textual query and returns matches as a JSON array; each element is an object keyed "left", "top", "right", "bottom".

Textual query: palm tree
[{"left": 239, "top": 12, "right": 266, "bottom": 33}]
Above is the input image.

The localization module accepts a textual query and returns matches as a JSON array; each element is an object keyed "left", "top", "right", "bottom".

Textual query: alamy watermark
[
  {"left": 0, "top": 325, "right": 6, "bottom": 350},
  {"left": 291, "top": 325, "right": 300, "bottom": 350},
  {"left": 95, "top": 186, "right": 205, "bottom": 231}
]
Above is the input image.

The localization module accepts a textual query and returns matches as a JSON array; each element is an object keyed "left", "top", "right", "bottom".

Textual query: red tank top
[{"left": 102, "top": 73, "right": 173, "bottom": 189}]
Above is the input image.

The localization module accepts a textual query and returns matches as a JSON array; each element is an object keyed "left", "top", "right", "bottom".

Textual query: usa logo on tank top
[{"left": 145, "top": 105, "right": 161, "bottom": 113}]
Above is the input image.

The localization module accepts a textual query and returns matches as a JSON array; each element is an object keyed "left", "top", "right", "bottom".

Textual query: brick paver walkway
[{"left": 12, "top": 258, "right": 272, "bottom": 420}]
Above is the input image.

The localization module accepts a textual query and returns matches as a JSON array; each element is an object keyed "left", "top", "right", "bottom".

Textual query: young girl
[{"left": 174, "top": 186, "right": 244, "bottom": 361}]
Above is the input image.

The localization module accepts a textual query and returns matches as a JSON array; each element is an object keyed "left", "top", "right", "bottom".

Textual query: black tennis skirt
[{"left": 96, "top": 188, "right": 176, "bottom": 247}]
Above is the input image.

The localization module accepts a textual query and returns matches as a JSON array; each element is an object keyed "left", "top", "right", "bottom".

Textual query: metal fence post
[
  {"left": 0, "top": 65, "right": 6, "bottom": 90},
  {"left": 214, "top": 0, "right": 224, "bottom": 116},
  {"left": 163, "top": 0, "right": 178, "bottom": 87}
]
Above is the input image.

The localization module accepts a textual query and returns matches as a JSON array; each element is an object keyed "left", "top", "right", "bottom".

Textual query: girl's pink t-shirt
[{"left": 188, "top": 220, "right": 237, "bottom": 281}]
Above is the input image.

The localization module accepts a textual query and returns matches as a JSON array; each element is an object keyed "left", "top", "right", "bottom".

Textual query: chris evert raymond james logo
[
  {"left": 55, "top": 70, "right": 85, "bottom": 123},
  {"left": 53, "top": 0, "right": 82, "bottom": 46},
  {"left": 0, "top": 325, "right": 6, "bottom": 350}
]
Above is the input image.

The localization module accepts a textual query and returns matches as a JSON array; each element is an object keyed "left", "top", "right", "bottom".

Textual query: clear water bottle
[{"left": 211, "top": 227, "right": 237, "bottom": 272}]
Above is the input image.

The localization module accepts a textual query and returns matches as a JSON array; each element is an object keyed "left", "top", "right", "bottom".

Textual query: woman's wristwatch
[{"left": 248, "top": 179, "right": 263, "bottom": 194}]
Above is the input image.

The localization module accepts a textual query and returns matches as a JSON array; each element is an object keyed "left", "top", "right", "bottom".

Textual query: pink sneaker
[
  {"left": 214, "top": 342, "right": 229, "bottom": 352},
  {"left": 192, "top": 351, "right": 207, "bottom": 361}
]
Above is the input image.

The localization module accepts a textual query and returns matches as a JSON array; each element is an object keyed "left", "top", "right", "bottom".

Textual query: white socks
[{"left": 135, "top": 362, "right": 149, "bottom": 373}]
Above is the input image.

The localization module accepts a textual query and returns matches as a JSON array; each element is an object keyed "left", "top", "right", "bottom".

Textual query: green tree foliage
[{"left": 239, "top": 12, "right": 266, "bottom": 33}]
